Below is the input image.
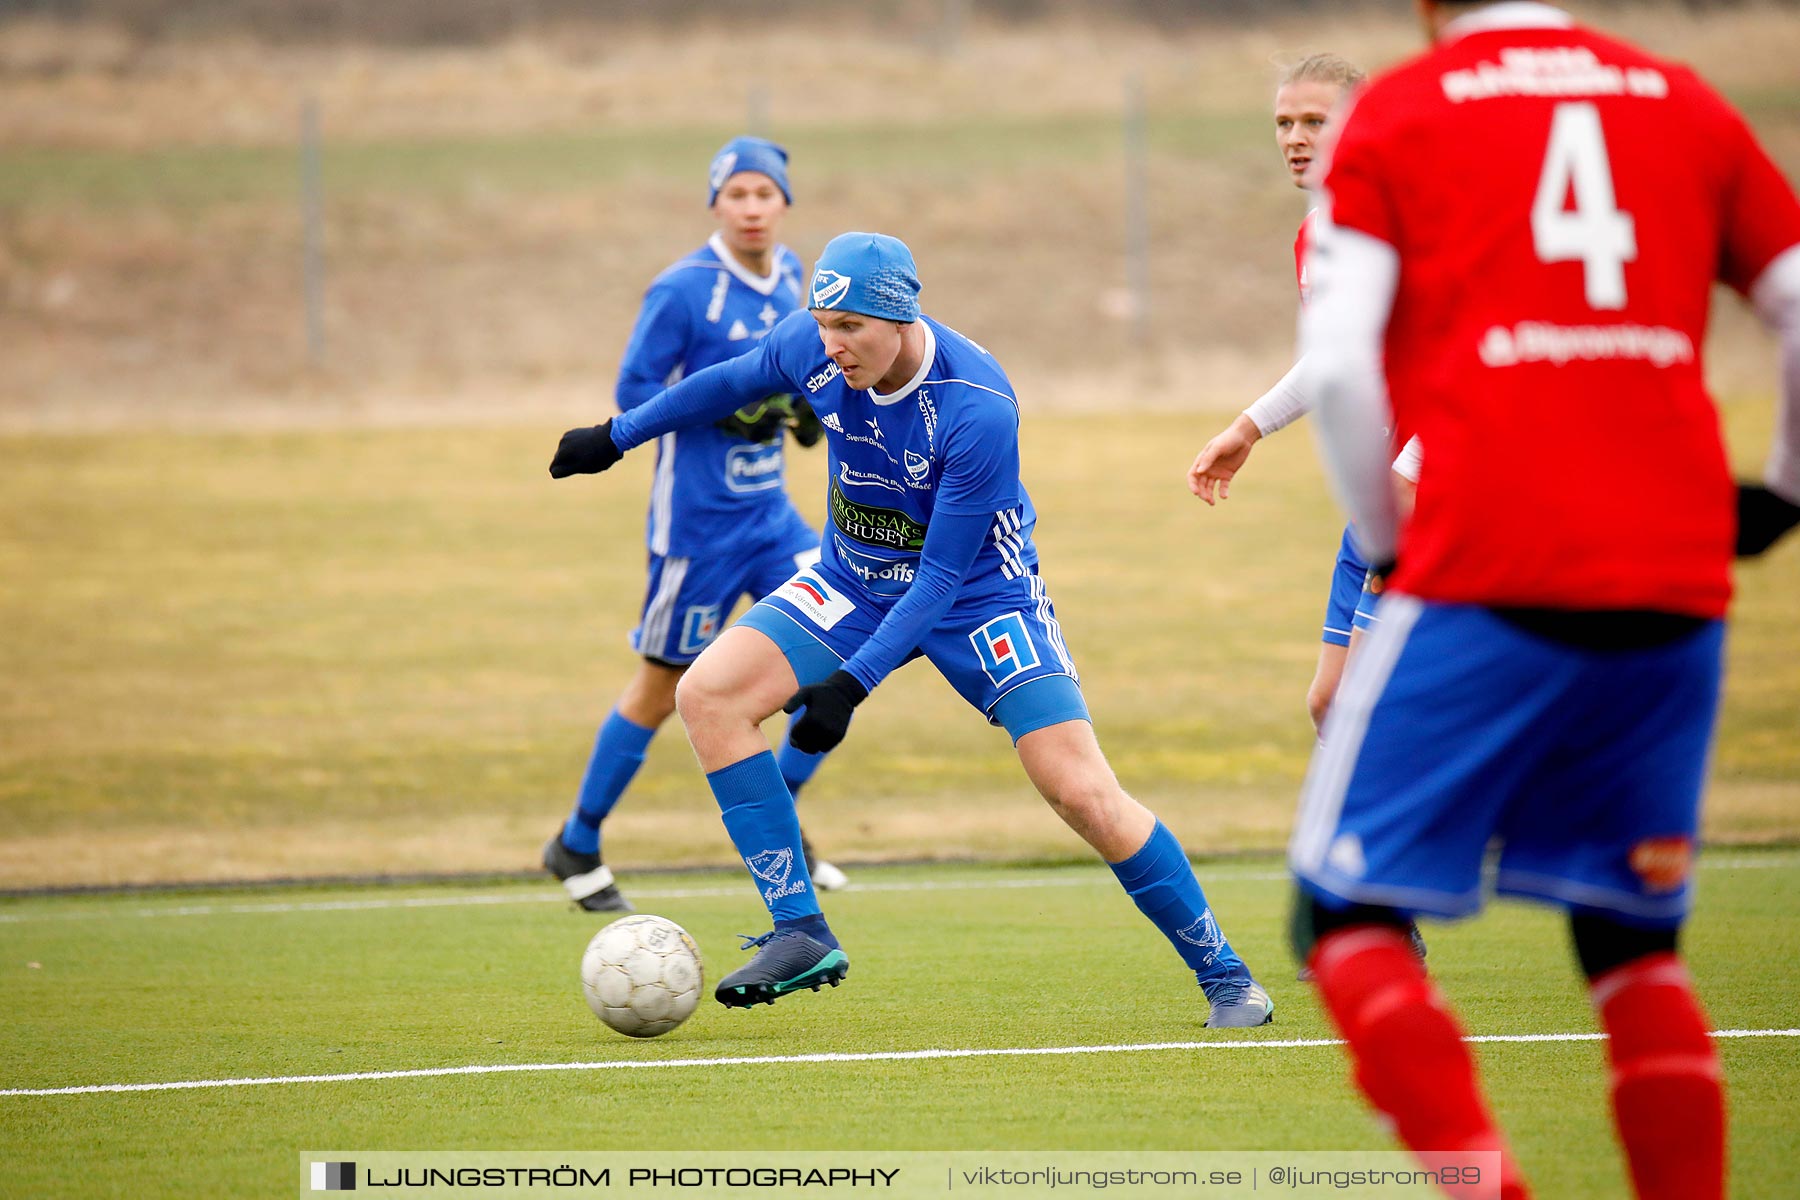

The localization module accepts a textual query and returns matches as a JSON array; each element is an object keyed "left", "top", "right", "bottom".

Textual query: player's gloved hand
[
  {"left": 786, "top": 397, "right": 825, "bottom": 448},
  {"left": 782, "top": 670, "right": 868, "bottom": 755},
  {"left": 1736, "top": 483, "right": 1800, "bottom": 557},
  {"left": 550, "top": 420, "right": 624, "bottom": 478},
  {"left": 1364, "top": 560, "right": 1397, "bottom": 596},
  {"left": 716, "top": 395, "right": 793, "bottom": 443}
]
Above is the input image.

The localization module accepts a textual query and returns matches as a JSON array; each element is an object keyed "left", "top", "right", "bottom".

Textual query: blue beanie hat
[
  {"left": 707, "top": 136, "right": 792, "bottom": 206},
  {"left": 808, "top": 232, "right": 922, "bottom": 323}
]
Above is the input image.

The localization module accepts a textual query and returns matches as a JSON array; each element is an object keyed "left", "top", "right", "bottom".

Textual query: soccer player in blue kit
[
  {"left": 541, "top": 137, "right": 849, "bottom": 913},
  {"left": 551, "top": 232, "right": 1275, "bottom": 1027}
]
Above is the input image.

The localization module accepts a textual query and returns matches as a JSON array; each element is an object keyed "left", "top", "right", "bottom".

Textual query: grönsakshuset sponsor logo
[{"left": 827, "top": 480, "right": 927, "bottom": 552}]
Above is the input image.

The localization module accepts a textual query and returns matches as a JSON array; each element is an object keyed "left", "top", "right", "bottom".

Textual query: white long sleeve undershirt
[
  {"left": 1244, "top": 359, "right": 1312, "bottom": 437},
  {"left": 1750, "top": 243, "right": 1800, "bottom": 504},
  {"left": 1297, "top": 214, "right": 1404, "bottom": 563},
  {"left": 1244, "top": 356, "right": 1423, "bottom": 480}
]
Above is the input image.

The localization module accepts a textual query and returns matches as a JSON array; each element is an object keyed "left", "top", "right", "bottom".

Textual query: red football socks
[
  {"left": 1591, "top": 952, "right": 1725, "bottom": 1200},
  {"left": 1310, "top": 926, "right": 1530, "bottom": 1200}
]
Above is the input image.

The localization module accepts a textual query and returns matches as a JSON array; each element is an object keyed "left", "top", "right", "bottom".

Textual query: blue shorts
[
  {"left": 736, "top": 563, "right": 1089, "bottom": 743},
  {"left": 630, "top": 512, "right": 821, "bottom": 667},
  {"left": 1291, "top": 595, "right": 1723, "bottom": 929},
  {"left": 1322, "top": 526, "right": 1381, "bottom": 647}
]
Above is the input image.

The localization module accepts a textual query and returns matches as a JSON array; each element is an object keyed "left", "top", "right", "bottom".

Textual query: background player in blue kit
[
  {"left": 541, "top": 137, "right": 849, "bottom": 913},
  {"left": 550, "top": 232, "right": 1275, "bottom": 1028}
]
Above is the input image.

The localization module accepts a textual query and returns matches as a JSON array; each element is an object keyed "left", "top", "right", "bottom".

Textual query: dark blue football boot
[{"left": 714, "top": 929, "right": 850, "bottom": 1008}]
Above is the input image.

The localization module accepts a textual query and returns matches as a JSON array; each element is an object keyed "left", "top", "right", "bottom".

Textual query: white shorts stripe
[
  {"left": 638, "top": 557, "right": 690, "bottom": 659},
  {"left": 648, "top": 433, "right": 677, "bottom": 557},
  {"left": 1290, "top": 592, "right": 1423, "bottom": 874},
  {"left": 1029, "top": 574, "right": 1075, "bottom": 674}
]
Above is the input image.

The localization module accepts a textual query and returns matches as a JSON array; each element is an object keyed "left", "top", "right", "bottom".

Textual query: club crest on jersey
[
  {"left": 811, "top": 269, "right": 852, "bottom": 310},
  {"left": 969, "top": 611, "right": 1041, "bottom": 686},
  {"left": 904, "top": 450, "right": 931, "bottom": 484}
]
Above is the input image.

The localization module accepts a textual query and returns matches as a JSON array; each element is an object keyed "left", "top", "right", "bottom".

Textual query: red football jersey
[
  {"left": 1295, "top": 209, "right": 1317, "bottom": 303},
  {"left": 1322, "top": 16, "right": 1800, "bottom": 617}
]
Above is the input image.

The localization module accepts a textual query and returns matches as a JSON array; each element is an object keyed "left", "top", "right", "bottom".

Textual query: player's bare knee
[
  {"left": 1043, "top": 775, "right": 1123, "bottom": 833},
  {"left": 672, "top": 660, "right": 729, "bottom": 730}
]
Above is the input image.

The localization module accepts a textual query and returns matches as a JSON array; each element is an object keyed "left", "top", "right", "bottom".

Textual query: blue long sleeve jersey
[
  {"left": 612, "top": 312, "right": 1041, "bottom": 692},
  {"left": 617, "top": 233, "right": 810, "bottom": 558}
]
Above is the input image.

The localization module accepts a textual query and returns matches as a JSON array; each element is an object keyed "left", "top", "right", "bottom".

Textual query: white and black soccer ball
[{"left": 580, "top": 915, "right": 703, "bottom": 1038}]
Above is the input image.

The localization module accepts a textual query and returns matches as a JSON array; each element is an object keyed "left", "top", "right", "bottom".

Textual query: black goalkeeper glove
[
  {"left": 786, "top": 397, "right": 825, "bottom": 448},
  {"left": 549, "top": 420, "right": 624, "bottom": 478},
  {"left": 782, "top": 669, "right": 868, "bottom": 755},
  {"left": 1736, "top": 484, "right": 1800, "bottom": 557}
]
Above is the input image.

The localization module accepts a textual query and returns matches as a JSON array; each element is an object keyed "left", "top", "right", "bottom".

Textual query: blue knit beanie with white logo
[
  {"left": 707, "top": 136, "right": 792, "bottom": 206},
  {"left": 808, "top": 232, "right": 922, "bottom": 323}
]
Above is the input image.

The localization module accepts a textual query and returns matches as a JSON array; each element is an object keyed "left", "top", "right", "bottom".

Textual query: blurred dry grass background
[
  {"left": 2, "top": 3, "right": 1796, "bottom": 428},
  {"left": 3, "top": 404, "right": 1795, "bottom": 889}
]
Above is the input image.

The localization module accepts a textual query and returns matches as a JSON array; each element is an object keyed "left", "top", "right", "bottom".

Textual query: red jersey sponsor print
[
  {"left": 1321, "top": 20, "right": 1800, "bottom": 617},
  {"left": 1629, "top": 836, "right": 1696, "bottom": 894}
]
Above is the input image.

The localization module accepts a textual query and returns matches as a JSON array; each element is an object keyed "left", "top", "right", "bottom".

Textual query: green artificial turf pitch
[{"left": 3, "top": 852, "right": 1797, "bottom": 1197}]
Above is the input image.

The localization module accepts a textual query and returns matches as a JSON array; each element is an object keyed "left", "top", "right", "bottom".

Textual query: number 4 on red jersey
[{"left": 1319, "top": 16, "right": 1800, "bottom": 618}]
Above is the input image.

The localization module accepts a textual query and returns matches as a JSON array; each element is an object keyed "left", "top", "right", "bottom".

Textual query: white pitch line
[
  {"left": 0, "top": 873, "right": 1218, "bottom": 925},
  {"left": 1, "top": 853, "right": 1793, "bottom": 926},
  {"left": 4, "top": 1029, "right": 1795, "bottom": 1099}
]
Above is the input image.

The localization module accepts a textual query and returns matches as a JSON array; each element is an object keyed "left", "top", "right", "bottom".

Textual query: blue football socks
[
  {"left": 707, "top": 752, "right": 834, "bottom": 942},
  {"left": 1109, "top": 820, "right": 1247, "bottom": 985},
  {"left": 560, "top": 709, "right": 656, "bottom": 856}
]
